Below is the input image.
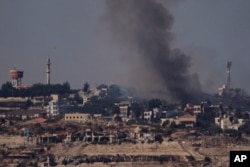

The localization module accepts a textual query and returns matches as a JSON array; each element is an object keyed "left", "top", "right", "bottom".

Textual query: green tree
[
  {"left": 83, "top": 82, "right": 90, "bottom": 93},
  {"left": 148, "top": 99, "right": 162, "bottom": 109},
  {"left": 130, "top": 103, "right": 143, "bottom": 119},
  {"left": 0, "top": 82, "right": 14, "bottom": 97},
  {"left": 108, "top": 84, "right": 121, "bottom": 98},
  {"left": 114, "top": 115, "right": 123, "bottom": 123},
  {"left": 97, "top": 84, "right": 108, "bottom": 90},
  {"left": 82, "top": 96, "right": 118, "bottom": 116},
  {"left": 196, "top": 111, "right": 216, "bottom": 129},
  {"left": 62, "top": 82, "right": 70, "bottom": 92}
]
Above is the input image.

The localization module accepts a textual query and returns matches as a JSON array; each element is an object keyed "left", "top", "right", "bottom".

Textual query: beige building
[
  {"left": 64, "top": 113, "right": 91, "bottom": 122},
  {"left": 176, "top": 114, "right": 197, "bottom": 128},
  {"left": 178, "top": 114, "right": 196, "bottom": 123},
  {"left": 118, "top": 101, "right": 131, "bottom": 118}
]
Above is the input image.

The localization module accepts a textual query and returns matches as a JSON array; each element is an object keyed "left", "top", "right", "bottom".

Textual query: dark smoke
[{"left": 103, "top": 0, "right": 202, "bottom": 103}]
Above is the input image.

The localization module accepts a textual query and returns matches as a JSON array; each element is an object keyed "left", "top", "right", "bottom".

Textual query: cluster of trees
[
  {"left": 82, "top": 96, "right": 120, "bottom": 116},
  {"left": 148, "top": 99, "right": 162, "bottom": 110},
  {"left": 196, "top": 110, "right": 216, "bottom": 129},
  {"left": 0, "top": 82, "right": 70, "bottom": 97},
  {"left": 69, "top": 83, "right": 123, "bottom": 116},
  {"left": 80, "top": 84, "right": 165, "bottom": 117}
]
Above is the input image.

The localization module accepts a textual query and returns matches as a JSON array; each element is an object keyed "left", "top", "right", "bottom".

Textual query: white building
[
  {"left": 82, "top": 96, "right": 90, "bottom": 105},
  {"left": 47, "top": 94, "right": 60, "bottom": 117},
  {"left": 152, "top": 108, "right": 161, "bottom": 119},
  {"left": 218, "top": 84, "right": 242, "bottom": 97},
  {"left": 144, "top": 111, "right": 152, "bottom": 121},
  {"left": 215, "top": 115, "right": 245, "bottom": 130},
  {"left": 47, "top": 101, "right": 59, "bottom": 116},
  {"left": 185, "top": 104, "right": 202, "bottom": 114},
  {"left": 79, "top": 88, "right": 101, "bottom": 105}
]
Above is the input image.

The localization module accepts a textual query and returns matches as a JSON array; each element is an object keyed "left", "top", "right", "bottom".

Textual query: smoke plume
[{"left": 103, "top": 0, "right": 202, "bottom": 103}]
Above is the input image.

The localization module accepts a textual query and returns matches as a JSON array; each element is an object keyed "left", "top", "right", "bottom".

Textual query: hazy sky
[{"left": 1, "top": 0, "right": 250, "bottom": 94}]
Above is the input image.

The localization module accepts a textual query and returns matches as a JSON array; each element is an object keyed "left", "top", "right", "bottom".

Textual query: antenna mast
[
  {"left": 226, "top": 61, "right": 232, "bottom": 88},
  {"left": 46, "top": 58, "right": 51, "bottom": 85}
]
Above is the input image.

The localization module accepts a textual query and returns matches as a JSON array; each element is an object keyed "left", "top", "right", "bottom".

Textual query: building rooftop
[{"left": 33, "top": 117, "right": 47, "bottom": 123}]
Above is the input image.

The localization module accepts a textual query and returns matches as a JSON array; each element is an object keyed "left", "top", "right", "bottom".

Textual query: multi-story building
[
  {"left": 64, "top": 113, "right": 91, "bottom": 122},
  {"left": 117, "top": 101, "right": 131, "bottom": 119},
  {"left": 47, "top": 101, "right": 59, "bottom": 116},
  {"left": 144, "top": 111, "right": 152, "bottom": 121},
  {"left": 47, "top": 94, "right": 60, "bottom": 117}
]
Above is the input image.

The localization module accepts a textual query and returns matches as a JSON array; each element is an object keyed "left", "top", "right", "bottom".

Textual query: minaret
[
  {"left": 226, "top": 61, "right": 232, "bottom": 89},
  {"left": 46, "top": 58, "right": 51, "bottom": 85}
]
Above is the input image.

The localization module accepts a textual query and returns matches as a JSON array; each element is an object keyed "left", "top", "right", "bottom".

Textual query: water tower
[{"left": 9, "top": 69, "right": 23, "bottom": 88}]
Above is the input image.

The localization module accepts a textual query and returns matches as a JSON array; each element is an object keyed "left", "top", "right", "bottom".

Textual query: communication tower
[
  {"left": 226, "top": 61, "right": 232, "bottom": 88},
  {"left": 46, "top": 58, "right": 51, "bottom": 85}
]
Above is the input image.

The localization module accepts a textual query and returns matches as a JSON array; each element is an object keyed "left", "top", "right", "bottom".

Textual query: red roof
[
  {"left": 33, "top": 117, "right": 47, "bottom": 123},
  {"left": 179, "top": 114, "right": 195, "bottom": 119},
  {"left": 179, "top": 114, "right": 196, "bottom": 123}
]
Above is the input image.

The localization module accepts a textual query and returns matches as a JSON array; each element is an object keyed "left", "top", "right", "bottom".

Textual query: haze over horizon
[{"left": 1, "top": 0, "right": 250, "bottom": 96}]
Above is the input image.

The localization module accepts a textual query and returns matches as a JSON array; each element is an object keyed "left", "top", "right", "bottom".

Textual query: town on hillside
[{"left": 1, "top": 61, "right": 250, "bottom": 167}]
